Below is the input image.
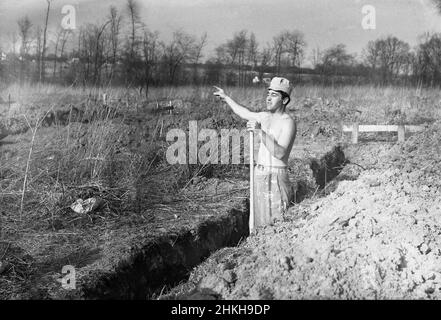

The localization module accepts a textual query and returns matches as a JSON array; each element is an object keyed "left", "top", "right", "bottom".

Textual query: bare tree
[
  {"left": 8, "top": 32, "right": 19, "bottom": 56},
  {"left": 224, "top": 30, "right": 248, "bottom": 85},
  {"left": 192, "top": 32, "right": 207, "bottom": 84},
  {"left": 413, "top": 33, "right": 441, "bottom": 85},
  {"left": 272, "top": 31, "right": 287, "bottom": 74},
  {"left": 52, "top": 28, "right": 62, "bottom": 80},
  {"left": 215, "top": 43, "right": 229, "bottom": 64},
  {"left": 40, "top": 0, "right": 52, "bottom": 82},
  {"left": 35, "top": 26, "right": 43, "bottom": 80},
  {"left": 257, "top": 43, "right": 273, "bottom": 79},
  {"left": 285, "top": 30, "right": 306, "bottom": 68},
  {"left": 108, "top": 6, "right": 122, "bottom": 78},
  {"left": 363, "top": 36, "right": 411, "bottom": 83},
  {"left": 58, "top": 30, "right": 71, "bottom": 80},
  {"left": 162, "top": 30, "right": 198, "bottom": 84},
  {"left": 7, "top": 32, "right": 19, "bottom": 78},
  {"left": 320, "top": 44, "right": 355, "bottom": 75},
  {"left": 18, "top": 16, "right": 33, "bottom": 56},
  {"left": 363, "top": 40, "right": 380, "bottom": 70},
  {"left": 123, "top": 0, "right": 143, "bottom": 85},
  {"left": 247, "top": 32, "right": 259, "bottom": 70},
  {"left": 126, "top": 0, "right": 141, "bottom": 57},
  {"left": 51, "top": 28, "right": 72, "bottom": 81},
  {"left": 310, "top": 46, "right": 322, "bottom": 69},
  {"left": 77, "top": 23, "right": 110, "bottom": 86},
  {"left": 17, "top": 16, "right": 33, "bottom": 85},
  {"left": 432, "top": 0, "right": 441, "bottom": 13},
  {"left": 272, "top": 30, "right": 306, "bottom": 74},
  {"left": 140, "top": 29, "right": 160, "bottom": 97},
  {"left": 93, "top": 20, "right": 111, "bottom": 85}
]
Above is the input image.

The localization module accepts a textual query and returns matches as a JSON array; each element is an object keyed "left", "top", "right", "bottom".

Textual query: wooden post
[
  {"left": 102, "top": 93, "right": 107, "bottom": 105},
  {"left": 249, "top": 131, "right": 255, "bottom": 234},
  {"left": 159, "top": 119, "right": 164, "bottom": 137},
  {"left": 397, "top": 125, "right": 405, "bottom": 142},
  {"left": 352, "top": 123, "right": 359, "bottom": 144},
  {"left": 8, "top": 93, "right": 11, "bottom": 109}
]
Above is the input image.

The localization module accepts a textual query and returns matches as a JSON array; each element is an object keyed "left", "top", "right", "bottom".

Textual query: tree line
[{"left": 1, "top": 0, "right": 441, "bottom": 91}]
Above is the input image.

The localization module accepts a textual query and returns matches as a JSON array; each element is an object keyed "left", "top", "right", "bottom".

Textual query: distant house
[
  {"left": 70, "top": 57, "right": 80, "bottom": 64},
  {"left": 0, "top": 52, "right": 6, "bottom": 61}
]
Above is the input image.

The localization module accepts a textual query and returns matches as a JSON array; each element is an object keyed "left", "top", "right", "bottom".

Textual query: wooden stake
[
  {"left": 397, "top": 125, "right": 405, "bottom": 142},
  {"left": 352, "top": 123, "right": 359, "bottom": 144}
]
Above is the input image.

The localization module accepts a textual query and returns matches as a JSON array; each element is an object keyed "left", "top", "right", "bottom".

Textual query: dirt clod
[
  {"left": 280, "top": 256, "right": 294, "bottom": 271},
  {"left": 222, "top": 270, "right": 237, "bottom": 284},
  {"left": 198, "top": 275, "right": 229, "bottom": 293},
  {"left": 0, "top": 261, "right": 9, "bottom": 274}
]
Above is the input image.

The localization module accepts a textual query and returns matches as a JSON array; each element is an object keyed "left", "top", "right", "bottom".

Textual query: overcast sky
[{"left": 1, "top": 0, "right": 441, "bottom": 65}]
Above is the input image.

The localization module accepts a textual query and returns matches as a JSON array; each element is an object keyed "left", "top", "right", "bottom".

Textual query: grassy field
[{"left": 0, "top": 82, "right": 440, "bottom": 298}]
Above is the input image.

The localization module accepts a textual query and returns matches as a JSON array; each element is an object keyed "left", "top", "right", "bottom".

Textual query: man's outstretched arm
[{"left": 213, "top": 86, "right": 264, "bottom": 122}]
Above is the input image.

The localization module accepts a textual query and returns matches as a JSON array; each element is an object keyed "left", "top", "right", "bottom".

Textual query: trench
[
  {"left": 79, "top": 146, "right": 348, "bottom": 300},
  {"left": 79, "top": 206, "right": 249, "bottom": 299}
]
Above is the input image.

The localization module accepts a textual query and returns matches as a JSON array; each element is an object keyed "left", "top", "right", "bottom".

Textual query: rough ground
[
  {"left": 0, "top": 176, "right": 248, "bottom": 299},
  {"left": 1, "top": 85, "right": 439, "bottom": 299},
  {"left": 0, "top": 91, "right": 341, "bottom": 299},
  {"left": 164, "top": 121, "right": 441, "bottom": 300}
]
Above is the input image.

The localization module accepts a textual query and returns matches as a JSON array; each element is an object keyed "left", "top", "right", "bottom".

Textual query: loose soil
[{"left": 163, "top": 122, "right": 441, "bottom": 300}]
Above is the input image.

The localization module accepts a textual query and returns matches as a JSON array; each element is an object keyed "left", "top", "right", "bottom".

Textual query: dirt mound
[
  {"left": 0, "top": 122, "right": 8, "bottom": 140},
  {"left": 164, "top": 122, "right": 441, "bottom": 300},
  {"left": 0, "top": 117, "right": 28, "bottom": 138}
]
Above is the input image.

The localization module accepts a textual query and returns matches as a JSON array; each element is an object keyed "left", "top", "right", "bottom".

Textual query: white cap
[{"left": 268, "top": 77, "right": 292, "bottom": 96}]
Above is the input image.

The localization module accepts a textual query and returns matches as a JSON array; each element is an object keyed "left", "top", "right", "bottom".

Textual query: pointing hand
[{"left": 213, "top": 86, "right": 227, "bottom": 100}]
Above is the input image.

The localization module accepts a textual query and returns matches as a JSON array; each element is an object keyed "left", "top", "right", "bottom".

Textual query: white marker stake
[{"left": 249, "top": 130, "right": 255, "bottom": 234}]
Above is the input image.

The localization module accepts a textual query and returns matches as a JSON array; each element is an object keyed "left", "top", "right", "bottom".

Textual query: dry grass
[
  {"left": 1, "top": 82, "right": 440, "bottom": 218},
  {"left": 1, "top": 82, "right": 440, "bottom": 216},
  {"left": 0, "top": 82, "right": 440, "bottom": 298}
]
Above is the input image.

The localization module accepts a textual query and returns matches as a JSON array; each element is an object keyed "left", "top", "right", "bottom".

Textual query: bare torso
[{"left": 257, "top": 112, "right": 296, "bottom": 167}]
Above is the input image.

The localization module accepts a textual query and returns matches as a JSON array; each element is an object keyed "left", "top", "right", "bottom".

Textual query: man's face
[{"left": 266, "top": 90, "right": 284, "bottom": 111}]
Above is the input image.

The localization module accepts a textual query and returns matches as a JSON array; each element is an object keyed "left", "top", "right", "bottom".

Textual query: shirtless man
[{"left": 213, "top": 77, "right": 297, "bottom": 228}]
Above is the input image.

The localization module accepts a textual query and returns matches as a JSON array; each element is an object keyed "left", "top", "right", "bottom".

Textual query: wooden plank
[
  {"left": 406, "top": 125, "right": 425, "bottom": 132},
  {"left": 360, "top": 125, "right": 399, "bottom": 132},
  {"left": 342, "top": 124, "right": 425, "bottom": 133},
  {"left": 343, "top": 125, "right": 398, "bottom": 132}
]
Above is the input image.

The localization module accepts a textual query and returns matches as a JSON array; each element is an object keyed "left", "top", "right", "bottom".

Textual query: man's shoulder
[
  {"left": 257, "top": 111, "right": 271, "bottom": 122},
  {"left": 281, "top": 113, "right": 296, "bottom": 125}
]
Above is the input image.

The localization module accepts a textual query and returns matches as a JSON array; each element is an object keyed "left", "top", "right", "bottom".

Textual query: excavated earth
[{"left": 163, "top": 121, "right": 441, "bottom": 300}]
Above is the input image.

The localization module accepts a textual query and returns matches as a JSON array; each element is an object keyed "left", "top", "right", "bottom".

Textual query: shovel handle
[{"left": 249, "top": 130, "right": 254, "bottom": 233}]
